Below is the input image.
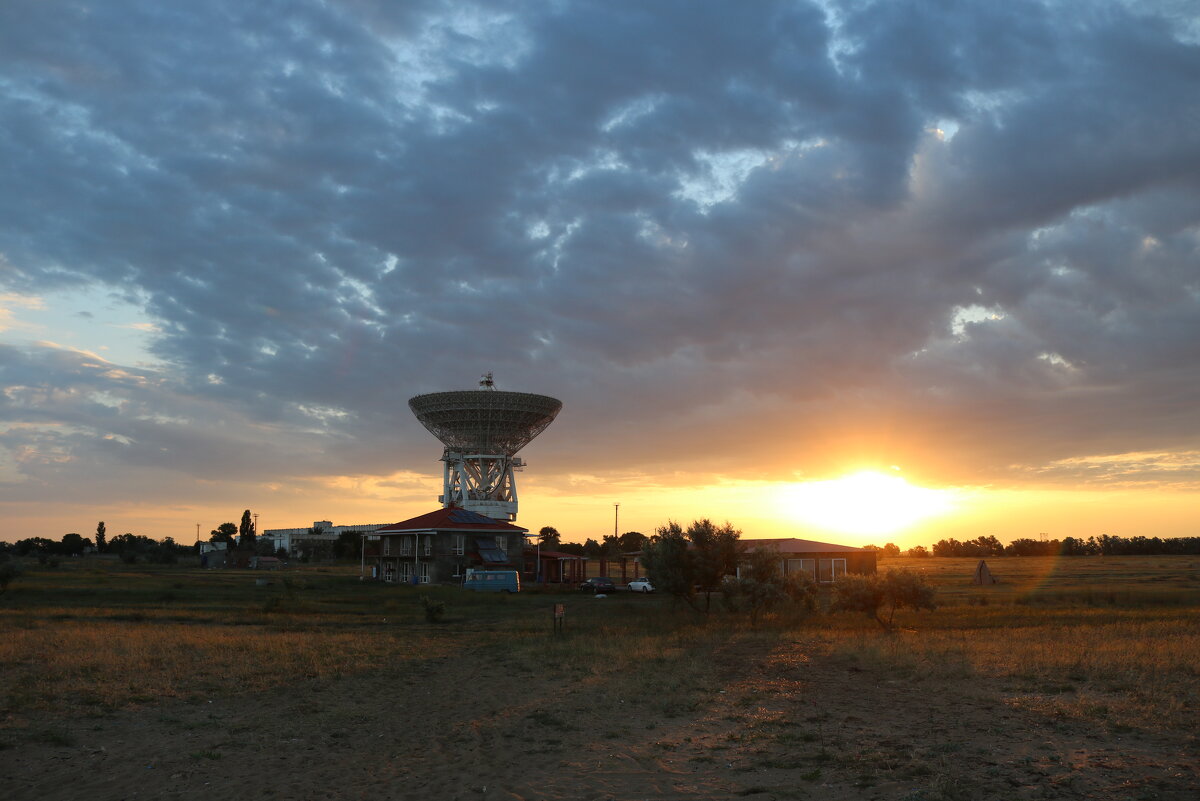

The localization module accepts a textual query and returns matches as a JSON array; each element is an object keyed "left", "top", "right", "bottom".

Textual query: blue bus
[{"left": 462, "top": 569, "right": 521, "bottom": 593}]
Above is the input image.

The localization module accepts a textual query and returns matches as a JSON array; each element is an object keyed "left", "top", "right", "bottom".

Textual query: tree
[
  {"left": 720, "top": 546, "right": 806, "bottom": 628},
  {"left": 881, "top": 543, "right": 901, "bottom": 558},
  {"left": 210, "top": 523, "right": 237, "bottom": 548},
  {"left": 832, "top": 568, "right": 937, "bottom": 630},
  {"left": 0, "top": 559, "right": 23, "bottom": 596},
  {"left": 59, "top": 532, "right": 92, "bottom": 556},
  {"left": 13, "top": 537, "right": 56, "bottom": 557},
  {"left": 154, "top": 536, "right": 180, "bottom": 564},
  {"left": 238, "top": 510, "right": 255, "bottom": 550},
  {"left": 537, "top": 526, "right": 561, "bottom": 548},
  {"left": 107, "top": 532, "right": 174, "bottom": 564},
  {"left": 616, "top": 531, "right": 648, "bottom": 552},
  {"left": 639, "top": 523, "right": 697, "bottom": 608},
  {"left": 581, "top": 538, "right": 603, "bottom": 559},
  {"left": 907, "top": 545, "right": 929, "bottom": 558},
  {"left": 687, "top": 519, "right": 741, "bottom": 611},
  {"left": 335, "top": 531, "right": 362, "bottom": 559},
  {"left": 95, "top": 521, "right": 107, "bottom": 553},
  {"left": 640, "top": 519, "right": 743, "bottom": 614}
]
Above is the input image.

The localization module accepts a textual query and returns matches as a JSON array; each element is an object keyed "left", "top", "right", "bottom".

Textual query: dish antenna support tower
[{"left": 408, "top": 373, "right": 562, "bottom": 521}]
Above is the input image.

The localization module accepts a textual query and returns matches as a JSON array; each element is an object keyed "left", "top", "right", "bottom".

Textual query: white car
[{"left": 627, "top": 577, "right": 654, "bottom": 593}]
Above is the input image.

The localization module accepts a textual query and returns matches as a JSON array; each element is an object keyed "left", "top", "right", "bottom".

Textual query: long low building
[
  {"left": 739, "top": 537, "right": 877, "bottom": 582},
  {"left": 260, "top": 520, "right": 393, "bottom": 559}
]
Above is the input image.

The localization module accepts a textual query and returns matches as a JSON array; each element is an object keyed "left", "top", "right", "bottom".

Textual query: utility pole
[
  {"left": 614, "top": 502, "right": 620, "bottom": 540},
  {"left": 195, "top": 523, "right": 200, "bottom": 545}
]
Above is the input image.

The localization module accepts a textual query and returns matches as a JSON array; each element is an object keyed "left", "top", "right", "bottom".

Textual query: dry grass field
[{"left": 1, "top": 554, "right": 1198, "bottom": 800}]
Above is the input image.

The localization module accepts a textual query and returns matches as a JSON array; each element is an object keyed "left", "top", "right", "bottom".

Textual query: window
[
  {"left": 787, "top": 559, "right": 816, "bottom": 577},
  {"left": 424, "top": 536, "right": 432, "bottom": 556},
  {"left": 400, "top": 537, "right": 412, "bottom": 556},
  {"left": 400, "top": 562, "right": 412, "bottom": 582},
  {"left": 818, "top": 558, "right": 846, "bottom": 583},
  {"left": 495, "top": 535, "right": 507, "bottom": 555},
  {"left": 419, "top": 562, "right": 430, "bottom": 584},
  {"left": 383, "top": 538, "right": 391, "bottom": 556},
  {"left": 453, "top": 535, "right": 465, "bottom": 556}
]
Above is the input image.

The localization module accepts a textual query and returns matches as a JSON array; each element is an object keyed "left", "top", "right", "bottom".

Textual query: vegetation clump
[
  {"left": 832, "top": 568, "right": 937, "bottom": 630},
  {"left": 420, "top": 595, "right": 446, "bottom": 623},
  {"left": 640, "top": 519, "right": 741, "bottom": 614},
  {"left": 722, "top": 548, "right": 818, "bottom": 626},
  {"left": 0, "top": 558, "right": 23, "bottom": 596}
]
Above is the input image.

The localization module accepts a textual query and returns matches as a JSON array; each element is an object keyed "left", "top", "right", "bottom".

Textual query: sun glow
[{"left": 777, "top": 470, "right": 956, "bottom": 538}]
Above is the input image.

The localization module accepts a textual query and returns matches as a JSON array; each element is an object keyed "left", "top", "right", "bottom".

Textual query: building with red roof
[{"left": 363, "top": 507, "right": 528, "bottom": 585}]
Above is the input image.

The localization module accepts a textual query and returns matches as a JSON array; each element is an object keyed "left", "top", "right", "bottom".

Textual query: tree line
[
  {"left": 3, "top": 510, "right": 277, "bottom": 565},
  {"left": 534, "top": 526, "right": 648, "bottom": 558},
  {"left": 2, "top": 523, "right": 192, "bottom": 565},
  {"left": 891, "top": 534, "right": 1200, "bottom": 558}
]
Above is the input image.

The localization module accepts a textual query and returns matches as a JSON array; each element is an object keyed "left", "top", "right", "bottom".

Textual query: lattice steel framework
[{"left": 409, "top": 388, "right": 562, "bottom": 521}]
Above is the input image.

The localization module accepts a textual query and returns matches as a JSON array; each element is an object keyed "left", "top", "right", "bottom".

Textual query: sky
[{"left": 1, "top": 0, "right": 1198, "bottom": 548}]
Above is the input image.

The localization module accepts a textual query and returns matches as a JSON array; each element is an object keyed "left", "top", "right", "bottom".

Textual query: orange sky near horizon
[{"left": 5, "top": 470, "right": 1195, "bottom": 549}]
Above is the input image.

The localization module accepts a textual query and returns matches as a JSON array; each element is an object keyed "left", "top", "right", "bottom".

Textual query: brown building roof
[
  {"left": 741, "top": 537, "right": 868, "bottom": 554},
  {"left": 374, "top": 507, "right": 528, "bottom": 534}
]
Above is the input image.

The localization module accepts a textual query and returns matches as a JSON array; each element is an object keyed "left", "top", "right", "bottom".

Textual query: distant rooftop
[{"left": 740, "top": 537, "right": 867, "bottom": 554}]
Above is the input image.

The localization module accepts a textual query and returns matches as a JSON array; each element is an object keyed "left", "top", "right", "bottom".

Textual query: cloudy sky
[{"left": 2, "top": 0, "right": 1198, "bottom": 546}]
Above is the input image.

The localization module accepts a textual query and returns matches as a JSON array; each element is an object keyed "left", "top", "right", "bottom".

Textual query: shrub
[
  {"left": 783, "top": 570, "right": 818, "bottom": 610},
  {"left": 832, "top": 568, "right": 936, "bottom": 630},
  {"left": 0, "top": 560, "right": 23, "bottom": 596},
  {"left": 420, "top": 595, "right": 446, "bottom": 624},
  {"left": 721, "top": 549, "right": 818, "bottom": 626}
]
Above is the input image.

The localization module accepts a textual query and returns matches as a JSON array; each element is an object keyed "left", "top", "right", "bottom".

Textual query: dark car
[{"left": 580, "top": 577, "right": 616, "bottom": 594}]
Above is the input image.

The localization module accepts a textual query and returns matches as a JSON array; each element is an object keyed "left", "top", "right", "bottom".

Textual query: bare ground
[{"left": 2, "top": 631, "right": 1197, "bottom": 801}]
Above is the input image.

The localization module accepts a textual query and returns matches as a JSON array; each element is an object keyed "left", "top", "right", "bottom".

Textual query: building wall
[
  {"left": 260, "top": 522, "right": 392, "bottom": 557},
  {"left": 366, "top": 531, "right": 525, "bottom": 584},
  {"left": 772, "top": 550, "right": 876, "bottom": 581}
]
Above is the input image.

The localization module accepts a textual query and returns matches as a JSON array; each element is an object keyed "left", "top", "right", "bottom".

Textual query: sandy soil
[{"left": 2, "top": 633, "right": 1197, "bottom": 801}]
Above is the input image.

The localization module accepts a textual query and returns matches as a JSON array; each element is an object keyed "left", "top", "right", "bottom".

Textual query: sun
[{"left": 777, "top": 470, "right": 955, "bottom": 538}]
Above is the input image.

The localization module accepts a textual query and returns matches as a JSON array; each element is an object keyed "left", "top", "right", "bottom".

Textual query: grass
[
  {"left": 2, "top": 554, "right": 1198, "bottom": 739},
  {"left": 795, "top": 603, "right": 1200, "bottom": 730}
]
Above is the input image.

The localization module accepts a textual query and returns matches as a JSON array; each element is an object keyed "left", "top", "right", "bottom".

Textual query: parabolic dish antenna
[
  {"left": 408, "top": 375, "right": 561, "bottom": 521},
  {"left": 408, "top": 390, "right": 562, "bottom": 457}
]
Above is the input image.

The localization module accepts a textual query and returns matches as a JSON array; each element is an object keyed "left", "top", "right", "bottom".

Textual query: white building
[{"left": 260, "top": 520, "right": 393, "bottom": 558}]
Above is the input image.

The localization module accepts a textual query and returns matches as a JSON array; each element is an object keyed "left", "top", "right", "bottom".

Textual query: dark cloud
[{"left": 2, "top": 0, "right": 1199, "bottom": 518}]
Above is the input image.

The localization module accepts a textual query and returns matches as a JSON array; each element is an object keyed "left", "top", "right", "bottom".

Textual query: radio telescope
[{"left": 409, "top": 373, "right": 562, "bottom": 521}]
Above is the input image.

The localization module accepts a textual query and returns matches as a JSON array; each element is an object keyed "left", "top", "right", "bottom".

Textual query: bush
[
  {"left": 783, "top": 570, "right": 818, "bottom": 610},
  {"left": 420, "top": 595, "right": 446, "bottom": 624},
  {"left": 832, "top": 569, "right": 936, "bottom": 630},
  {"left": 721, "top": 549, "right": 818, "bottom": 626},
  {"left": 0, "top": 560, "right": 23, "bottom": 596}
]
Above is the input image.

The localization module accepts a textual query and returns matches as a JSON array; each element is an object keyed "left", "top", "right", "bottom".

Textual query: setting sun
[{"left": 777, "top": 470, "right": 956, "bottom": 538}]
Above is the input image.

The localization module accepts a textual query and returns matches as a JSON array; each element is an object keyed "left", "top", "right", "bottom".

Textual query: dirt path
[{"left": 3, "top": 633, "right": 1197, "bottom": 800}]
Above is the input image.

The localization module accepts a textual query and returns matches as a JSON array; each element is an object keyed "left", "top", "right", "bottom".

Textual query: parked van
[{"left": 462, "top": 569, "right": 521, "bottom": 593}]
